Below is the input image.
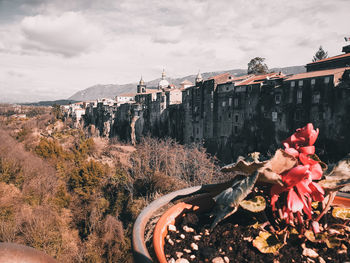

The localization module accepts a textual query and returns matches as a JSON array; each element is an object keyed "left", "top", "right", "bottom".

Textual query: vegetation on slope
[{"left": 0, "top": 105, "right": 222, "bottom": 262}]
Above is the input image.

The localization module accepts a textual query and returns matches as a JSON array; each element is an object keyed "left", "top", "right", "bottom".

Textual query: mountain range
[{"left": 68, "top": 66, "right": 306, "bottom": 101}]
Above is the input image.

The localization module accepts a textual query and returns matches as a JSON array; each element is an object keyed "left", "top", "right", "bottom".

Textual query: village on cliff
[{"left": 63, "top": 44, "right": 350, "bottom": 163}]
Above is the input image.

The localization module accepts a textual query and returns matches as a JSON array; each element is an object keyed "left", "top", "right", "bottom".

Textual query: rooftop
[
  {"left": 285, "top": 67, "right": 350, "bottom": 85},
  {"left": 235, "top": 72, "right": 285, "bottom": 86},
  {"left": 208, "top": 72, "right": 233, "bottom": 84},
  {"left": 307, "top": 52, "right": 350, "bottom": 65}
]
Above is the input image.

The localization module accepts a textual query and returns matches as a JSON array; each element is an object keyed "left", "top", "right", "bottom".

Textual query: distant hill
[
  {"left": 68, "top": 66, "right": 305, "bottom": 101},
  {"left": 21, "top": 99, "right": 79, "bottom": 106}
]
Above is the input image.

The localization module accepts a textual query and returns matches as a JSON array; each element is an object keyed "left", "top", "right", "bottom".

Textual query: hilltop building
[{"left": 78, "top": 44, "right": 350, "bottom": 163}]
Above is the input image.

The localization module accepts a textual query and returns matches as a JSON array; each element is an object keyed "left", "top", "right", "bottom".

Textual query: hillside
[
  {"left": 0, "top": 105, "right": 223, "bottom": 262},
  {"left": 68, "top": 66, "right": 305, "bottom": 101}
]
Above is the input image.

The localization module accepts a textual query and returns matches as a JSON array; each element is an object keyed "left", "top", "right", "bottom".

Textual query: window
[
  {"left": 228, "top": 113, "right": 231, "bottom": 119},
  {"left": 311, "top": 79, "right": 316, "bottom": 86},
  {"left": 226, "top": 86, "right": 229, "bottom": 91},
  {"left": 324, "top": 76, "right": 330, "bottom": 84},
  {"left": 222, "top": 101, "right": 226, "bottom": 107},
  {"left": 312, "top": 92, "right": 321, "bottom": 104},
  {"left": 275, "top": 94, "right": 281, "bottom": 104},
  {"left": 291, "top": 81, "right": 295, "bottom": 87},
  {"left": 272, "top": 112, "right": 278, "bottom": 122},
  {"left": 211, "top": 91, "right": 214, "bottom": 98},
  {"left": 197, "top": 128, "right": 199, "bottom": 134},
  {"left": 219, "top": 116, "right": 222, "bottom": 121},
  {"left": 229, "top": 98, "right": 232, "bottom": 106},
  {"left": 298, "top": 80, "right": 303, "bottom": 86},
  {"left": 234, "top": 126, "right": 238, "bottom": 134},
  {"left": 234, "top": 98, "right": 239, "bottom": 107},
  {"left": 297, "top": 89, "right": 302, "bottom": 104},
  {"left": 235, "top": 114, "right": 239, "bottom": 123},
  {"left": 210, "top": 102, "right": 213, "bottom": 110}
]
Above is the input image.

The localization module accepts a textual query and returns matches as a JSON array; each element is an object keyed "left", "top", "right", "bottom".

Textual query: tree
[
  {"left": 247, "top": 57, "right": 268, "bottom": 75},
  {"left": 312, "top": 46, "right": 328, "bottom": 62}
]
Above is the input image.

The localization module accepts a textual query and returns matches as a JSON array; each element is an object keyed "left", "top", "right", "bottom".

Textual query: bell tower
[{"left": 137, "top": 76, "right": 146, "bottom": 93}]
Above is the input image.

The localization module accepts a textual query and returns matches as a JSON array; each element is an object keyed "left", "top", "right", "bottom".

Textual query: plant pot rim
[
  {"left": 132, "top": 186, "right": 202, "bottom": 263},
  {"left": 152, "top": 191, "right": 350, "bottom": 263}
]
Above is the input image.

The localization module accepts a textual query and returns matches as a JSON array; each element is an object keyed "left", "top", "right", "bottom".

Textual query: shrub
[
  {"left": 35, "top": 137, "right": 69, "bottom": 160},
  {"left": 0, "top": 157, "right": 24, "bottom": 188},
  {"left": 68, "top": 160, "right": 107, "bottom": 199}
]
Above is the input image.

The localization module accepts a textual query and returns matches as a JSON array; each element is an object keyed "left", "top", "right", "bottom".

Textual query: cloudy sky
[{"left": 0, "top": 0, "right": 349, "bottom": 102}]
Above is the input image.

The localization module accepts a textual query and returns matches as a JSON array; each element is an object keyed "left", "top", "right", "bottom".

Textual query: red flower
[
  {"left": 270, "top": 123, "right": 324, "bottom": 224},
  {"left": 283, "top": 123, "right": 319, "bottom": 149}
]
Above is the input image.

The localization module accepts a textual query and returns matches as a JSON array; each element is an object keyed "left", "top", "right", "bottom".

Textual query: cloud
[
  {"left": 20, "top": 11, "right": 105, "bottom": 57},
  {"left": 152, "top": 25, "right": 183, "bottom": 44}
]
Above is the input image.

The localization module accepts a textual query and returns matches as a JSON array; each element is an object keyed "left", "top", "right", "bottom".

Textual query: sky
[{"left": 0, "top": 0, "right": 349, "bottom": 103}]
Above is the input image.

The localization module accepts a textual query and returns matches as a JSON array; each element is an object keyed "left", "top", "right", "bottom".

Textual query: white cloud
[
  {"left": 152, "top": 26, "right": 183, "bottom": 44},
  {"left": 20, "top": 11, "right": 105, "bottom": 57},
  {"left": 0, "top": 0, "right": 350, "bottom": 103}
]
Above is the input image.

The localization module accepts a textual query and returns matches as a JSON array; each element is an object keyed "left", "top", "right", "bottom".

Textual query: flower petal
[
  {"left": 270, "top": 184, "right": 286, "bottom": 210},
  {"left": 310, "top": 163, "right": 323, "bottom": 180},
  {"left": 296, "top": 179, "right": 312, "bottom": 195},
  {"left": 309, "top": 128, "right": 319, "bottom": 146},
  {"left": 284, "top": 147, "right": 299, "bottom": 158},
  {"left": 309, "top": 182, "right": 324, "bottom": 202},
  {"left": 287, "top": 189, "right": 304, "bottom": 213},
  {"left": 299, "top": 146, "right": 315, "bottom": 155},
  {"left": 282, "top": 165, "right": 309, "bottom": 187}
]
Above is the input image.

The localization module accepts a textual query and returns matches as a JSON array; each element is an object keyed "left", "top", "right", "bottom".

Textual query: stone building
[{"left": 80, "top": 44, "right": 350, "bottom": 163}]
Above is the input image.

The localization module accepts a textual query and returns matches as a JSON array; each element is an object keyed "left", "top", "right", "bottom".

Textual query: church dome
[
  {"left": 158, "top": 69, "right": 169, "bottom": 89},
  {"left": 158, "top": 79, "right": 169, "bottom": 89}
]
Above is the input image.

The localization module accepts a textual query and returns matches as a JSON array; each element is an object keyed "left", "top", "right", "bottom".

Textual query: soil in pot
[{"left": 164, "top": 207, "right": 350, "bottom": 263}]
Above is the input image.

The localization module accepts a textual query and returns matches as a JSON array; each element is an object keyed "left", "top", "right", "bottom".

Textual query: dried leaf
[
  {"left": 210, "top": 171, "right": 259, "bottom": 229},
  {"left": 265, "top": 149, "right": 298, "bottom": 175},
  {"left": 252, "top": 231, "right": 284, "bottom": 254},
  {"left": 320, "top": 154, "right": 350, "bottom": 192},
  {"left": 325, "top": 236, "right": 342, "bottom": 248},
  {"left": 240, "top": 196, "right": 266, "bottom": 212},
  {"left": 221, "top": 154, "right": 266, "bottom": 174},
  {"left": 311, "top": 202, "right": 320, "bottom": 210},
  {"left": 332, "top": 207, "right": 350, "bottom": 220},
  {"left": 305, "top": 230, "right": 316, "bottom": 242},
  {"left": 221, "top": 149, "right": 297, "bottom": 186}
]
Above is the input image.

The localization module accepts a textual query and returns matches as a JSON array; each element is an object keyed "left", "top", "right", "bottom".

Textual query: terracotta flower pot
[
  {"left": 132, "top": 186, "right": 203, "bottom": 263},
  {"left": 149, "top": 191, "right": 350, "bottom": 263}
]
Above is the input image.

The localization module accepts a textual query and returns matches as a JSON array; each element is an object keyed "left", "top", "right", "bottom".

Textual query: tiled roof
[
  {"left": 118, "top": 93, "right": 136, "bottom": 97},
  {"left": 307, "top": 52, "right": 350, "bottom": 65},
  {"left": 209, "top": 72, "right": 233, "bottom": 84},
  {"left": 285, "top": 67, "right": 350, "bottom": 82},
  {"left": 235, "top": 73, "right": 284, "bottom": 86},
  {"left": 285, "top": 67, "right": 350, "bottom": 86}
]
